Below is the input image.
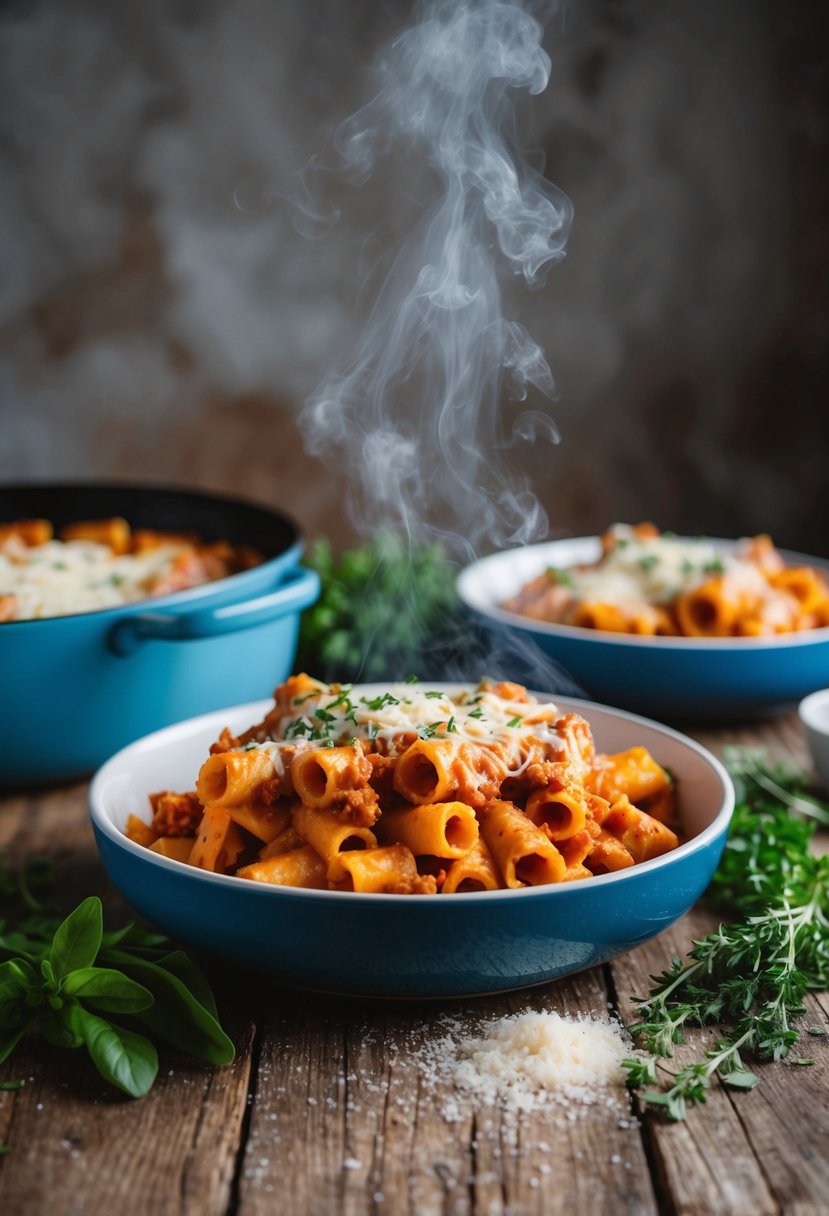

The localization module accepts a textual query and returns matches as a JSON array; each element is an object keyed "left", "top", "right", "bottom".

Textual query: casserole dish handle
[{"left": 108, "top": 566, "right": 320, "bottom": 656}]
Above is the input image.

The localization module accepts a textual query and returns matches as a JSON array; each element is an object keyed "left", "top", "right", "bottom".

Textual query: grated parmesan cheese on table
[{"left": 418, "top": 1010, "right": 634, "bottom": 1119}]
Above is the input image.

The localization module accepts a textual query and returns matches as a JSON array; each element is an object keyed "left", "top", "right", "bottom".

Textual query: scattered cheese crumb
[{"left": 419, "top": 1010, "right": 634, "bottom": 1116}]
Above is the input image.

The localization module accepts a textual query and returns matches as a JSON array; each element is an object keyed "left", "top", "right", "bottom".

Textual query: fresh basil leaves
[{"left": 0, "top": 890, "right": 234, "bottom": 1099}]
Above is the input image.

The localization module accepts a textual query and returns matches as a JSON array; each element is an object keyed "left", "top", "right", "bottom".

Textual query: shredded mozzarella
[
  {"left": 564, "top": 526, "right": 734, "bottom": 607},
  {"left": 244, "top": 681, "right": 566, "bottom": 769},
  {"left": 0, "top": 539, "right": 190, "bottom": 619}
]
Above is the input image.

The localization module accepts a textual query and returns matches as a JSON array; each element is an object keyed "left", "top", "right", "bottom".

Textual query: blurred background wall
[{"left": 0, "top": 0, "right": 826, "bottom": 554}]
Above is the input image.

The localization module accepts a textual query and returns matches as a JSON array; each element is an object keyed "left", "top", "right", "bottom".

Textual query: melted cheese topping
[
  {"left": 246, "top": 681, "right": 564, "bottom": 771},
  {"left": 0, "top": 539, "right": 190, "bottom": 620},
  {"left": 565, "top": 526, "right": 735, "bottom": 607}
]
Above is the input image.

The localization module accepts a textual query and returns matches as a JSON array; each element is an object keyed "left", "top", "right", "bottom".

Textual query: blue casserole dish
[{"left": 0, "top": 483, "right": 319, "bottom": 785}]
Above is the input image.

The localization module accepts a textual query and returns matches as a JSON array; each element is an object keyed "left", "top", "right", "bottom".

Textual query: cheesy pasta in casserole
[
  {"left": 0, "top": 517, "right": 263, "bottom": 622},
  {"left": 503, "top": 524, "right": 829, "bottom": 638},
  {"left": 125, "top": 676, "right": 681, "bottom": 895}
]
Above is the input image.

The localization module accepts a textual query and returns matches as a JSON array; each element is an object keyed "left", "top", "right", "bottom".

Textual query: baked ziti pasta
[
  {"left": 0, "top": 517, "right": 263, "bottom": 621},
  {"left": 125, "top": 676, "right": 681, "bottom": 894},
  {"left": 503, "top": 524, "right": 829, "bottom": 638}
]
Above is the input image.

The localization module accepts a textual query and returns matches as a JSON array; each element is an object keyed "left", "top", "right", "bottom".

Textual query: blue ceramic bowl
[
  {"left": 89, "top": 690, "right": 733, "bottom": 999},
  {"left": 0, "top": 483, "right": 319, "bottom": 785},
  {"left": 458, "top": 537, "right": 829, "bottom": 719}
]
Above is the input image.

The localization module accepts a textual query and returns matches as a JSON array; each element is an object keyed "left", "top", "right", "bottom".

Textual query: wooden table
[{"left": 1, "top": 714, "right": 827, "bottom": 1216}]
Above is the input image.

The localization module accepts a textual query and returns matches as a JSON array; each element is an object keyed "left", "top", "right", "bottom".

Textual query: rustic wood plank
[
  {"left": 0, "top": 791, "right": 256, "bottom": 1216},
  {"left": 233, "top": 968, "right": 659, "bottom": 1216}
]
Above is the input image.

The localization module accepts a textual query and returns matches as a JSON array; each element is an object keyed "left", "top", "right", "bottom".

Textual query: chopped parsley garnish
[
  {"left": 639, "top": 554, "right": 660, "bottom": 571},
  {"left": 425, "top": 690, "right": 445, "bottom": 699},
  {"left": 405, "top": 674, "right": 419, "bottom": 684},
  {"left": 702, "top": 557, "right": 725, "bottom": 575},
  {"left": 110, "top": 573, "right": 126, "bottom": 586},
  {"left": 507, "top": 716, "right": 523, "bottom": 728},
  {"left": 419, "top": 721, "right": 446, "bottom": 739},
  {"left": 446, "top": 716, "right": 457, "bottom": 733},
  {"left": 680, "top": 559, "right": 695, "bottom": 575},
  {"left": 468, "top": 707, "right": 485, "bottom": 720},
  {"left": 548, "top": 568, "right": 573, "bottom": 588},
  {"left": 360, "top": 692, "right": 400, "bottom": 712}
]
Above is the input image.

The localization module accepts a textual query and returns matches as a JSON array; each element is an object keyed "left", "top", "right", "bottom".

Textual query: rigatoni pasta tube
[
  {"left": 290, "top": 746, "right": 371, "bottom": 808},
  {"left": 292, "top": 803, "right": 377, "bottom": 878},
  {"left": 237, "top": 846, "right": 327, "bottom": 889},
  {"left": 481, "top": 800, "right": 566, "bottom": 888},
  {"left": 585, "top": 829, "right": 634, "bottom": 875},
  {"left": 189, "top": 806, "right": 246, "bottom": 873},
  {"left": 334, "top": 844, "right": 418, "bottom": 893},
  {"left": 588, "top": 747, "right": 670, "bottom": 807},
  {"left": 770, "top": 567, "right": 828, "bottom": 616},
  {"left": 379, "top": 801, "right": 478, "bottom": 859},
  {"left": 524, "top": 786, "right": 587, "bottom": 842},
  {"left": 258, "top": 824, "right": 305, "bottom": 859},
  {"left": 228, "top": 801, "right": 290, "bottom": 843},
  {"left": 674, "top": 576, "right": 738, "bottom": 637},
  {"left": 60, "top": 515, "right": 131, "bottom": 553},
  {"left": 602, "top": 796, "right": 679, "bottom": 864},
  {"left": 392, "top": 739, "right": 459, "bottom": 804},
  {"left": 149, "top": 837, "right": 196, "bottom": 864},
  {"left": 197, "top": 749, "right": 276, "bottom": 808},
  {"left": 442, "top": 838, "right": 501, "bottom": 894}
]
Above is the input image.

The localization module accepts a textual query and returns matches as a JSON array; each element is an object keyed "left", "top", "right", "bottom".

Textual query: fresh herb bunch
[
  {"left": 623, "top": 750, "right": 829, "bottom": 1120},
  {"left": 0, "top": 855, "right": 233, "bottom": 1099},
  {"left": 296, "top": 533, "right": 474, "bottom": 683}
]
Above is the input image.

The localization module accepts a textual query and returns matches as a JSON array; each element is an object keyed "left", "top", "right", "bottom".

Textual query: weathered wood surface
[{"left": 0, "top": 715, "right": 826, "bottom": 1216}]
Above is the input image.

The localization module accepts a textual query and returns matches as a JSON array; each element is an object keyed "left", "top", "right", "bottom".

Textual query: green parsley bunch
[
  {"left": 623, "top": 750, "right": 829, "bottom": 1119},
  {"left": 296, "top": 533, "right": 473, "bottom": 682}
]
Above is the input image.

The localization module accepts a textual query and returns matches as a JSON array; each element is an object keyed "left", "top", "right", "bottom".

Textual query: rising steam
[{"left": 301, "top": 0, "right": 573, "bottom": 558}]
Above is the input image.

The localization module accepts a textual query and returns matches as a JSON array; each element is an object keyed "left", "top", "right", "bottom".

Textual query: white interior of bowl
[
  {"left": 89, "top": 686, "right": 734, "bottom": 900},
  {"left": 458, "top": 538, "right": 829, "bottom": 649}
]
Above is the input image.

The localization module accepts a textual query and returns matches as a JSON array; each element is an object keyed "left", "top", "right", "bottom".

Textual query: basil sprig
[{"left": 0, "top": 896, "right": 234, "bottom": 1098}]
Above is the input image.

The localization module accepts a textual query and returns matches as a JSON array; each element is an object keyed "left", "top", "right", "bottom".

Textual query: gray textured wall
[{"left": 1, "top": 0, "right": 826, "bottom": 553}]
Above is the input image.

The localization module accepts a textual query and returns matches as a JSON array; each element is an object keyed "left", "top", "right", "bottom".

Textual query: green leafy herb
[
  {"left": 0, "top": 867, "right": 234, "bottom": 1099},
  {"left": 296, "top": 534, "right": 472, "bottom": 682},
  {"left": 702, "top": 558, "right": 725, "bottom": 575},
  {"left": 446, "top": 715, "right": 457, "bottom": 733},
  {"left": 360, "top": 692, "right": 400, "bottom": 712},
  {"left": 623, "top": 750, "right": 829, "bottom": 1120},
  {"left": 468, "top": 707, "right": 485, "bottom": 720},
  {"left": 548, "top": 567, "right": 573, "bottom": 588},
  {"left": 639, "top": 554, "right": 660, "bottom": 571},
  {"left": 507, "top": 716, "right": 523, "bottom": 728}
]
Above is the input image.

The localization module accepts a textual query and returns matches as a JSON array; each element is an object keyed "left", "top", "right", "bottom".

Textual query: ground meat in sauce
[
  {"left": 210, "top": 727, "right": 241, "bottom": 755},
  {"left": 150, "top": 790, "right": 202, "bottom": 837},
  {"left": 330, "top": 785, "right": 381, "bottom": 828}
]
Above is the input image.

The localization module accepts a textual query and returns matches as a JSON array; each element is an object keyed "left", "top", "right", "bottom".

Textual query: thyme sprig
[{"left": 623, "top": 750, "right": 829, "bottom": 1119}]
